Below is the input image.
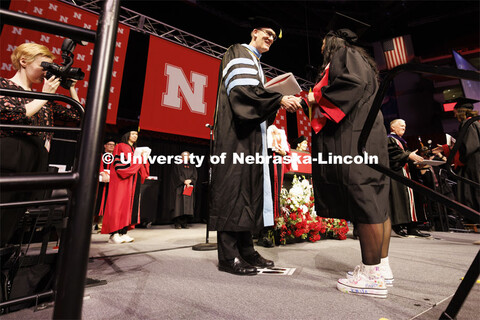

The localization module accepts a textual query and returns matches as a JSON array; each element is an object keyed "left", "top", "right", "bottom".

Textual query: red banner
[
  {"left": 273, "top": 108, "right": 287, "bottom": 133},
  {"left": 297, "top": 91, "right": 311, "bottom": 152},
  {"left": 139, "top": 36, "right": 221, "bottom": 139},
  {"left": 0, "top": 0, "right": 130, "bottom": 124}
]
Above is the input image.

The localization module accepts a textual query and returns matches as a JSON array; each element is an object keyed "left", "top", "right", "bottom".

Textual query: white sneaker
[
  {"left": 337, "top": 264, "right": 387, "bottom": 298},
  {"left": 108, "top": 233, "right": 125, "bottom": 244},
  {"left": 120, "top": 234, "right": 134, "bottom": 243},
  {"left": 347, "top": 263, "right": 394, "bottom": 286}
]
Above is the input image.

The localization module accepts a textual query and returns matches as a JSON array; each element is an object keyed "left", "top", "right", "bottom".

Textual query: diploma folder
[
  {"left": 265, "top": 72, "right": 302, "bottom": 95},
  {"left": 183, "top": 185, "right": 194, "bottom": 196}
]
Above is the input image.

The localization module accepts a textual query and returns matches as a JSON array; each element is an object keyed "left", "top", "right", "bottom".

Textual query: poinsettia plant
[{"left": 275, "top": 175, "right": 349, "bottom": 245}]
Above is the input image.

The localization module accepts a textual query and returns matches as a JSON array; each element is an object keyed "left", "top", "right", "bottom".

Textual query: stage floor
[{"left": 3, "top": 224, "right": 479, "bottom": 320}]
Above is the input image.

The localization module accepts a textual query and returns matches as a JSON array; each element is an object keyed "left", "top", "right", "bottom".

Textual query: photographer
[{"left": 0, "top": 42, "right": 81, "bottom": 247}]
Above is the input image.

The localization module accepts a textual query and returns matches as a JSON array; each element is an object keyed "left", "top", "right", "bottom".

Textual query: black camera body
[{"left": 41, "top": 39, "right": 85, "bottom": 90}]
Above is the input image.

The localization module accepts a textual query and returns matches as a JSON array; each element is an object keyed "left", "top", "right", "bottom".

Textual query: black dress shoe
[
  {"left": 407, "top": 229, "right": 431, "bottom": 237},
  {"left": 392, "top": 226, "right": 408, "bottom": 237},
  {"left": 218, "top": 257, "right": 257, "bottom": 275},
  {"left": 242, "top": 251, "right": 274, "bottom": 268}
]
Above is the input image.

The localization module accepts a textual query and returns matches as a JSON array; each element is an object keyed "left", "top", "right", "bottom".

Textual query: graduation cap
[
  {"left": 452, "top": 97, "right": 479, "bottom": 110},
  {"left": 325, "top": 12, "right": 370, "bottom": 45},
  {"left": 249, "top": 16, "right": 283, "bottom": 40},
  {"left": 103, "top": 136, "right": 116, "bottom": 145}
]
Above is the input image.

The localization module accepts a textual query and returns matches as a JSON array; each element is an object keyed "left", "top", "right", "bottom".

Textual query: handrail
[
  {"left": 0, "top": 2, "right": 120, "bottom": 318},
  {"left": 0, "top": 88, "right": 85, "bottom": 115},
  {"left": 0, "top": 172, "right": 79, "bottom": 190}
]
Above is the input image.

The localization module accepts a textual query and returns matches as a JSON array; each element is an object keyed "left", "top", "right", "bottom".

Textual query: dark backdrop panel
[{"left": 139, "top": 136, "right": 209, "bottom": 225}]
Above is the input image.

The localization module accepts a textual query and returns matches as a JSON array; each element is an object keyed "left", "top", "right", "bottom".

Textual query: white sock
[
  {"left": 381, "top": 257, "right": 389, "bottom": 265},
  {"left": 362, "top": 263, "right": 381, "bottom": 275}
]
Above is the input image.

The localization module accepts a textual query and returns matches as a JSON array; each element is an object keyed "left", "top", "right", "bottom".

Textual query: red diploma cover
[{"left": 183, "top": 185, "right": 194, "bottom": 196}]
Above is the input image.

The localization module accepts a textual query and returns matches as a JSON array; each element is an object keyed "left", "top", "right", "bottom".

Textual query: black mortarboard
[
  {"left": 103, "top": 136, "right": 116, "bottom": 144},
  {"left": 325, "top": 11, "right": 370, "bottom": 43},
  {"left": 249, "top": 16, "right": 283, "bottom": 39},
  {"left": 452, "top": 97, "right": 479, "bottom": 110},
  {"left": 120, "top": 124, "right": 140, "bottom": 136}
]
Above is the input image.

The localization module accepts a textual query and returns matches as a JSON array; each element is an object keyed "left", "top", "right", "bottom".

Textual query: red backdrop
[{"left": 0, "top": 0, "right": 130, "bottom": 124}]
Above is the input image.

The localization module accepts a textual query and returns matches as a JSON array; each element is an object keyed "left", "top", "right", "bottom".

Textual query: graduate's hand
[
  {"left": 307, "top": 92, "right": 317, "bottom": 107},
  {"left": 409, "top": 150, "right": 424, "bottom": 163},
  {"left": 280, "top": 95, "right": 302, "bottom": 112},
  {"left": 185, "top": 179, "right": 192, "bottom": 186}
]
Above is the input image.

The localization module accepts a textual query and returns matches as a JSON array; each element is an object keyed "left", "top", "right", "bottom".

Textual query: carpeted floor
[{"left": 2, "top": 224, "right": 479, "bottom": 320}]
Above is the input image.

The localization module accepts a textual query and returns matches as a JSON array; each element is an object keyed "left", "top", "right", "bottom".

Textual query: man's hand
[
  {"left": 280, "top": 95, "right": 302, "bottom": 113},
  {"left": 184, "top": 179, "right": 192, "bottom": 186},
  {"left": 408, "top": 149, "right": 424, "bottom": 163}
]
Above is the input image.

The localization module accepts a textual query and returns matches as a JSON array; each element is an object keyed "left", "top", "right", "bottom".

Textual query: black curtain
[{"left": 140, "top": 136, "right": 209, "bottom": 224}]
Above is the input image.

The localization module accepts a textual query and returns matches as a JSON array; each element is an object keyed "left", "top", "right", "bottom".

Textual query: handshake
[{"left": 280, "top": 95, "right": 305, "bottom": 113}]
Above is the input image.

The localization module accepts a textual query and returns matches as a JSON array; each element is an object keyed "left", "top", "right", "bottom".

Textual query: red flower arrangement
[{"left": 275, "top": 175, "right": 349, "bottom": 245}]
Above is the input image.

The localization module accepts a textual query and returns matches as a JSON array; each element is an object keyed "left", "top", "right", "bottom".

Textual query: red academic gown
[{"left": 101, "top": 143, "right": 150, "bottom": 234}]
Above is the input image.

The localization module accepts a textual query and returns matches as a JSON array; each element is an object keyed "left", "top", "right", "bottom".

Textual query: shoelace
[{"left": 351, "top": 265, "right": 363, "bottom": 280}]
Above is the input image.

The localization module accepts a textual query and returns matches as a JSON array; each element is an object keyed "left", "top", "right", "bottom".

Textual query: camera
[{"left": 41, "top": 38, "right": 85, "bottom": 90}]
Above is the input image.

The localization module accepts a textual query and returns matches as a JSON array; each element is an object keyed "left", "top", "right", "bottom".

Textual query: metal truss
[{"left": 61, "top": 0, "right": 314, "bottom": 90}]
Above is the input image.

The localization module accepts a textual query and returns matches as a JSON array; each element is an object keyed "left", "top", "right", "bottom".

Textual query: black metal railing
[
  {"left": 0, "top": 1, "right": 120, "bottom": 318},
  {"left": 357, "top": 62, "right": 480, "bottom": 320}
]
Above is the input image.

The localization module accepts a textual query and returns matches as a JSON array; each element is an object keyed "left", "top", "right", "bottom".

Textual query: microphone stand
[{"left": 192, "top": 124, "right": 217, "bottom": 251}]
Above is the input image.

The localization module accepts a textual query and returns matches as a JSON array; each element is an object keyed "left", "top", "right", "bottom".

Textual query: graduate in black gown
[
  {"left": 435, "top": 98, "right": 480, "bottom": 215},
  {"left": 306, "top": 29, "right": 392, "bottom": 298},
  {"left": 209, "top": 17, "right": 302, "bottom": 275},
  {"left": 170, "top": 151, "right": 197, "bottom": 229}
]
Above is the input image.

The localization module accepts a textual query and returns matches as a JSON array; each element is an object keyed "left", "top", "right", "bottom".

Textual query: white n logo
[
  {"left": 33, "top": 7, "right": 43, "bottom": 15},
  {"left": 1, "top": 63, "right": 12, "bottom": 71},
  {"left": 12, "top": 27, "right": 23, "bottom": 35},
  {"left": 40, "top": 35, "right": 50, "bottom": 43},
  {"left": 162, "top": 64, "right": 207, "bottom": 114}
]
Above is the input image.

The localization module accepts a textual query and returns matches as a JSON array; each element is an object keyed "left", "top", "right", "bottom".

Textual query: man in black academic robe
[
  {"left": 209, "top": 17, "right": 302, "bottom": 275},
  {"left": 387, "top": 119, "right": 430, "bottom": 237},
  {"left": 170, "top": 151, "right": 197, "bottom": 228}
]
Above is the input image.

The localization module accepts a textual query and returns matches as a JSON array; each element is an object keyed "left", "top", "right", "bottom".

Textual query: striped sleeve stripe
[
  {"left": 227, "top": 78, "right": 260, "bottom": 95},
  {"left": 114, "top": 163, "right": 131, "bottom": 170},
  {"left": 222, "top": 58, "right": 255, "bottom": 78},
  {"left": 225, "top": 67, "right": 258, "bottom": 88}
]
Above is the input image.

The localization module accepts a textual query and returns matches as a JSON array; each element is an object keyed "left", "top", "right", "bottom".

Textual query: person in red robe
[{"left": 101, "top": 130, "right": 150, "bottom": 244}]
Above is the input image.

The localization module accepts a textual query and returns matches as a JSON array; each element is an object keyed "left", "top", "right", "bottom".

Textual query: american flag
[{"left": 383, "top": 36, "right": 408, "bottom": 70}]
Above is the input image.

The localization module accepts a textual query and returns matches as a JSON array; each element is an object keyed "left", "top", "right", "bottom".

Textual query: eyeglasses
[{"left": 258, "top": 29, "right": 277, "bottom": 41}]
